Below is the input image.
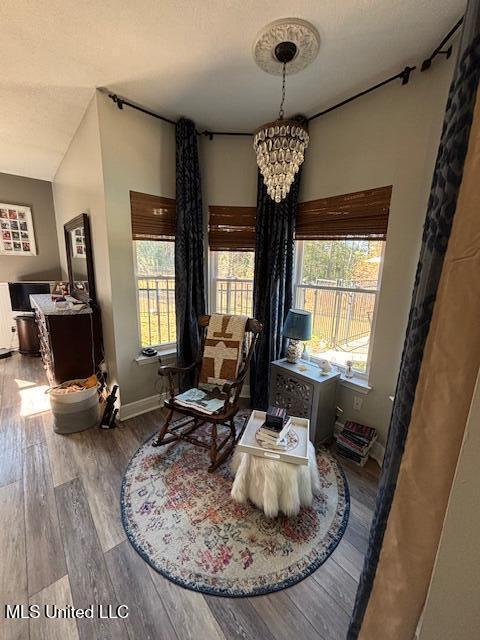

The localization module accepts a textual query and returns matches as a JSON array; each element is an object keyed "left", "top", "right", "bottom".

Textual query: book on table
[
  {"left": 237, "top": 410, "right": 310, "bottom": 465},
  {"left": 257, "top": 417, "right": 293, "bottom": 450}
]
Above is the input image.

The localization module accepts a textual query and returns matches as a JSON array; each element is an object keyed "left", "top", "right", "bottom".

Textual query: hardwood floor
[{"left": 0, "top": 353, "right": 379, "bottom": 640}]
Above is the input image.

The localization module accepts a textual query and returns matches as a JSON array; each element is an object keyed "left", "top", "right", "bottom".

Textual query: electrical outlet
[{"left": 353, "top": 396, "right": 363, "bottom": 411}]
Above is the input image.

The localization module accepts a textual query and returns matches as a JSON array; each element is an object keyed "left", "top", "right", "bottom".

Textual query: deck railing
[
  {"left": 214, "top": 277, "right": 254, "bottom": 316},
  {"left": 137, "top": 275, "right": 176, "bottom": 347},
  {"left": 137, "top": 274, "right": 377, "bottom": 356},
  {"left": 296, "top": 283, "right": 377, "bottom": 352}
]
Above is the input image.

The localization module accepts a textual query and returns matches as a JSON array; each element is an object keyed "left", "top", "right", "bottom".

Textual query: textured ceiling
[{"left": 0, "top": 0, "right": 466, "bottom": 181}]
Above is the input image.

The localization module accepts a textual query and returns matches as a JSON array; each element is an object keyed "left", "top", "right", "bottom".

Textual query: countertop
[
  {"left": 271, "top": 358, "right": 341, "bottom": 384},
  {"left": 30, "top": 294, "right": 92, "bottom": 316}
]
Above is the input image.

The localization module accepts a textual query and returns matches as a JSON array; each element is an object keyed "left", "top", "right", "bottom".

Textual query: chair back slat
[{"left": 196, "top": 315, "right": 262, "bottom": 393}]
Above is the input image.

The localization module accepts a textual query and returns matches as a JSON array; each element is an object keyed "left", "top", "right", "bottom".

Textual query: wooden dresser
[{"left": 30, "top": 294, "right": 100, "bottom": 386}]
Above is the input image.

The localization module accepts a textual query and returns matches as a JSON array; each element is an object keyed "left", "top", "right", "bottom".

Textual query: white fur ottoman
[{"left": 230, "top": 441, "right": 322, "bottom": 518}]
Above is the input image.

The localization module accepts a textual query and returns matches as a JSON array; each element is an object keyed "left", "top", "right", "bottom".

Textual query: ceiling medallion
[
  {"left": 253, "top": 18, "right": 320, "bottom": 76},
  {"left": 253, "top": 20, "right": 318, "bottom": 203}
]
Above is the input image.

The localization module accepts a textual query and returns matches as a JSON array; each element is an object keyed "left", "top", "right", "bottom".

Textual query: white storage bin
[{"left": 48, "top": 381, "right": 99, "bottom": 434}]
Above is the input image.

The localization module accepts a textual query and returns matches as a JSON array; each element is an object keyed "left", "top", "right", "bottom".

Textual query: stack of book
[
  {"left": 335, "top": 420, "right": 377, "bottom": 466},
  {"left": 256, "top": 406, "right": 292, "bottom": 450},
  {"left": 257, "top": 417, "right": 293, "bottom": 450}
]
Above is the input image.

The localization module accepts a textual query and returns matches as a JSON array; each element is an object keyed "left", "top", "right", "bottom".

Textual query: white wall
[
  {"left": 199, "top": 135, "right": 257, "bottom": 207},
  {"left": 417, "top": 371, "right": 480, "bottom": 640},
  {"left": 95, "top": 92, "right": 176, "bottom": 406},
  {"left": 300, "top": 55, "right": 455, "bottom": 444},
  {"left": 52, "top": 95, "right": 118, "bottom": 385}
]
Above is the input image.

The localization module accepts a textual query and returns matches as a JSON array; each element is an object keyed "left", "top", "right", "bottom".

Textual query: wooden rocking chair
[{"left": 152, "top": 314, "right": 262, "bottom": 472}]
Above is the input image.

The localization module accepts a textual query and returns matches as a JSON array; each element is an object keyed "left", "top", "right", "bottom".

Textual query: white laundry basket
[{"left": 48, "top": 381, "right": 99, "bottom": 434}]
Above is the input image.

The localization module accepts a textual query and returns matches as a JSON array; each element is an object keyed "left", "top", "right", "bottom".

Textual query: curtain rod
[
  {"left": 106, "top": 17, "right": 463, "bottom": 137},
  {"left": 307, "top": 66, "right": 415, "bottom": 121},
  {"left": 108, "top": 93, "right": 252, "bottom": 136},
  {"left": 421, "top": 17, "right": 463, "bottom": 71}
]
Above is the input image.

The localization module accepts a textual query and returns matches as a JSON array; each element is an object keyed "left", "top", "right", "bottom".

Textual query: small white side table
[{"left": 231, "top": 440, "right": 321, "bottom": 518}]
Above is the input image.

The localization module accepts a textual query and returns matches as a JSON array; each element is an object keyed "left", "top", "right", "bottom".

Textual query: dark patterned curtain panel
[
  {"left": 250, "top": 136, "right": 304, "bottom": 409},
  {"left": 348, "top": 5, "right": 480, "bottom": 638},
  {"left": 175, "top": 118, "right": 206, "bottom": 390}
]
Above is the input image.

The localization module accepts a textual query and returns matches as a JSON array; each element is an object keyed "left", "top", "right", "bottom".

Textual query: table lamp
[{"left": 282, "top": 309, "right": 312, "bottom": 363}]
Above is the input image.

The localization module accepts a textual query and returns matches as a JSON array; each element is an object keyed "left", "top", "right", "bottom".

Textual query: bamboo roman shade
[
  {"left": 209, "top": 205, "right": 256, "bottom": 251},
  {"left": 130, "top": 190, "right": 176, "bottom": 241},
  {"left": 296, "top": 185, "right": 392, "bottom": 241}
]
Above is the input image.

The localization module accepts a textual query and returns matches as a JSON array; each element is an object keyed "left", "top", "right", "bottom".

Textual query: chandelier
[{"left": 253, "top": 24, "right": 317, "bottom": 203}]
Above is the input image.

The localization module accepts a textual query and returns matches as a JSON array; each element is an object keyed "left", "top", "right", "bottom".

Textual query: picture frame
[{"left": 0, "top": 204, "right": 37, "bottom": 256}]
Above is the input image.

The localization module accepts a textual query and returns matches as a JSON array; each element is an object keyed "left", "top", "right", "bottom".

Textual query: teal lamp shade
[{"left": 282, "top": 309, "right": 312, "bottom": 341}]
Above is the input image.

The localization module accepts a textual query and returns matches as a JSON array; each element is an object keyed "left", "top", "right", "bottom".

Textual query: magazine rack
[{"left": 152, "top": 315, "right": 262, "bottom": 472}]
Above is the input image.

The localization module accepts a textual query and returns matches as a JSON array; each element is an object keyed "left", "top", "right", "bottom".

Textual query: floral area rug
[{"left": 121, "top": 419, "right": 350, "bottom": 597}]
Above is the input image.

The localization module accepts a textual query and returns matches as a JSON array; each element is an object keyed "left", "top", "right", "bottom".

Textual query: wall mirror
[{"left": 64, "top": 213, "right": 96, "bottom": 303}]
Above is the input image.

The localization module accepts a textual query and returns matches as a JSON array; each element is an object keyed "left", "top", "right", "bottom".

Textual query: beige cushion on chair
[{"left": 199, "top": 314, "right": 247, "bottom": 386}]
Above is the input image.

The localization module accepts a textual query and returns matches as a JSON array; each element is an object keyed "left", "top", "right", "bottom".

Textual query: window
[
  {"left": 208, "top": 205, "right": 256, "bottom": 316},
  {"left": 135, "top": 240, "right": 176, "bottom": 348},
  {"left": 210, "top": 250, "right": 254, "bottom": 315},
  {"left": 294, "top": 186, "right": 391, "bottom": 375},
  {"left": 295, "top": 239, "right": 383, "bottom": 374},
  {"left": 130, "top": 191, "right": 176, "bottom": 349}
]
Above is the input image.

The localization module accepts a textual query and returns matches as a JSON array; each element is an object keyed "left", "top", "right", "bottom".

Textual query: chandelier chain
[
  {"left": 279, "top": 63, "right": 286, "bottom": 119},
  {"left": 253, "top": 59, "right": 309, "bottom": 202}
]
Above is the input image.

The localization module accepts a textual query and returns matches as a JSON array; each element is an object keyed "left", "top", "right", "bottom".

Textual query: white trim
[
  {"left": 339, "top": 375, "right": 372, "bottom": 394},
  {"left": 132, "top": 239, "right": 143, "bottom": 350},
  {"left": 370, "top": 440, "right": 385, "bottom": 466},
  {"left": 119, "top": 393, "right": 166, "bottom": 421},
  {"left": 135, "top": 346, "right": 176, "bottom": 365},
  {"left": 208, "top": 249, "right": 217, "bottom": 313},
  {"left": 364, "top": 240, "right": 386, "bottom": 378},
  {"left": 135, "top": 355, "right": 160, "bottom": 366}
]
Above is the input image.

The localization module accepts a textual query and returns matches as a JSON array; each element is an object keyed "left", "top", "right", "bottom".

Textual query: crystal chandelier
[{"left": 253, "top": 42, "right": 309, "bottom": 203}]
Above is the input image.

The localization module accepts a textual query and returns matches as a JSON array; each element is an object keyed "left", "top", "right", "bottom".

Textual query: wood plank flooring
[{"left": 0, "top": 353, "right": 379, "bottom": 640}]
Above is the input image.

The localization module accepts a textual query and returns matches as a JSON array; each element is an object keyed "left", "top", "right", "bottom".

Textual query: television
[{"left": 8, "top": 282, "right": 51, "bottom": 312}]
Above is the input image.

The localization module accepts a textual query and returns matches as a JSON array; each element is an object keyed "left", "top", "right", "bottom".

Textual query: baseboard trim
[
  {"left": 369, "top": 440, "right": 385, "bottom": 466},
  {"left": 119, "top": 393, "right": 166, "bottom": 421}
]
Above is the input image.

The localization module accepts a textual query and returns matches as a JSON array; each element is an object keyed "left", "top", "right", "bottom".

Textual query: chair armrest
[
  {"left": 158, "top": 361, "right": 199, "bottom": 377},
  {"left": 222, "top": 378, "right": 243, "bottom": 395},
  {"left": 159, "top": 360, "right": 201, "bottom": 400},
  {"left": 221, "top": 371, "right": 249, "bottom": 409}
]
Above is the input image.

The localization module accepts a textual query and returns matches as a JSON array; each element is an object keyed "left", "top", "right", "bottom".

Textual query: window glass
[
  {"left": 212, "top": 251, "right": 254, "bottom": 316},
  {"left": 296, "top": 240, "right": 383, "bottom": 373},
  {"left": 135, "top": 240, "right": 176, "bottom": 347}
]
